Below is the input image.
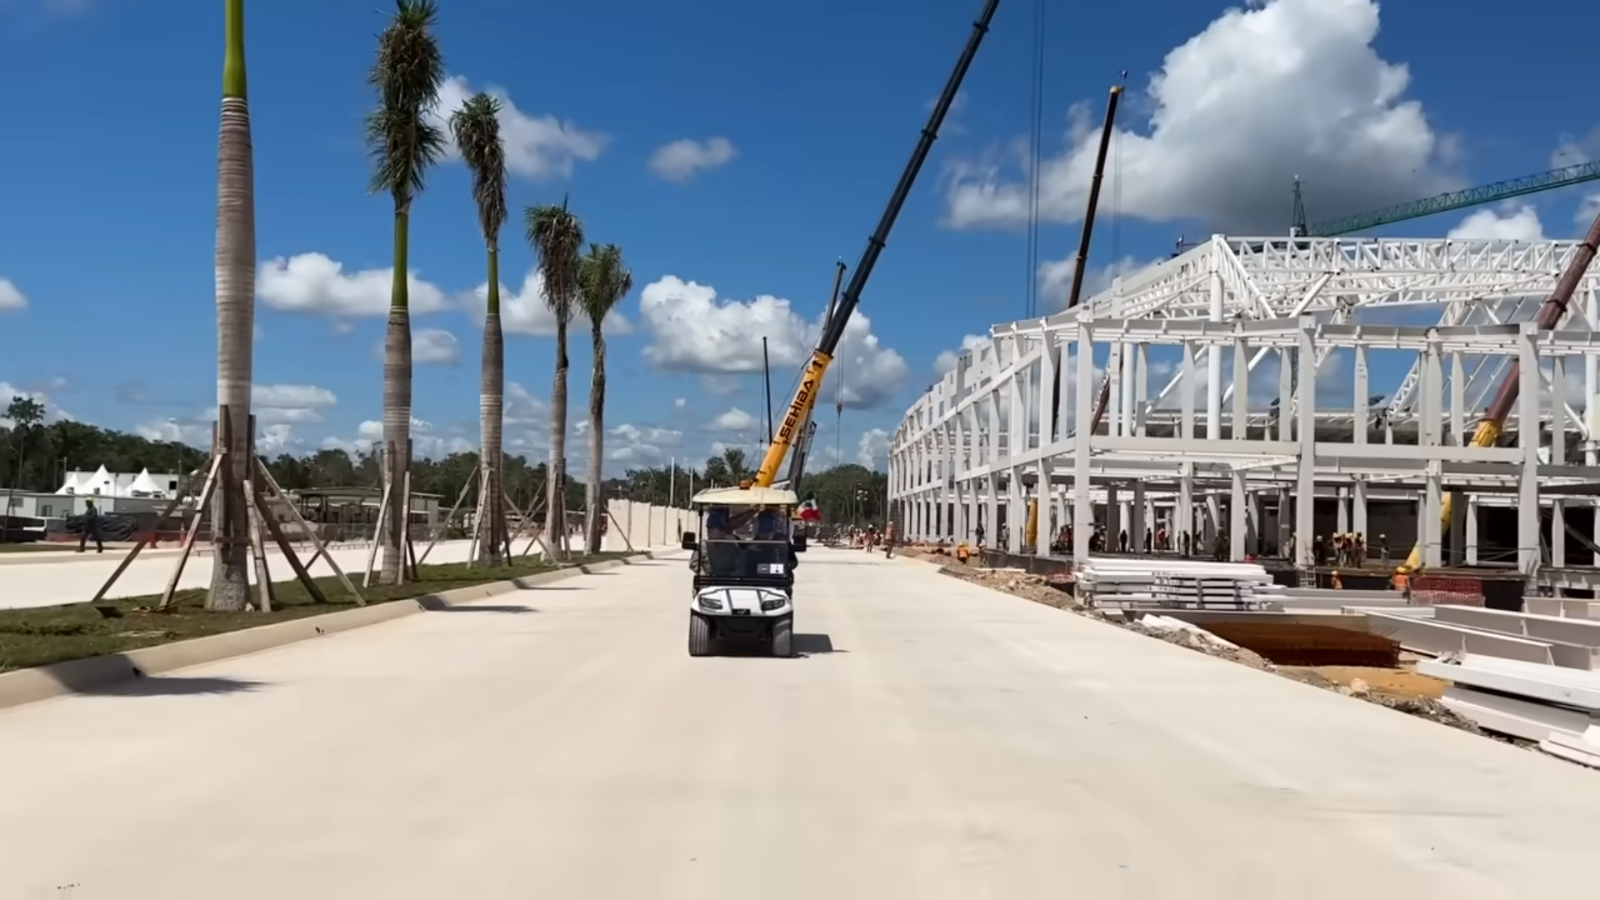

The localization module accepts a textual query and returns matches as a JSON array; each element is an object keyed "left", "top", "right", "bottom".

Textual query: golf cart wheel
[
  {"left": 688, "top": 612, "right": 713, "bottom": 657},
  {"left": 771, "top": 617, "right": 793, "bottom": 658}
]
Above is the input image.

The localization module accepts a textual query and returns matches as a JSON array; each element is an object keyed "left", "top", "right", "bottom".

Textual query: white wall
[{"left": 603, "top": 499, "right": 697, "bottom": 552}]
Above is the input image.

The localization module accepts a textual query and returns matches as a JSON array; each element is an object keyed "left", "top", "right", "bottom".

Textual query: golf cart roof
[{"left": 691, "top": 485, "right": 799, "bottom": 508}]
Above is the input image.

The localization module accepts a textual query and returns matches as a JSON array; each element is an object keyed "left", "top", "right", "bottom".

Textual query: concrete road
[
  {"left": 0, "top": 539, "right": 481, "bottom": 609},
  {"left": 2, "top": 549, "right": 1598, "bottom": 898}
]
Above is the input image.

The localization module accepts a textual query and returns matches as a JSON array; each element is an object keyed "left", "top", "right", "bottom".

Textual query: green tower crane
[{"left": 1306, "top": 160, "right": 1600, "bottom": 236}]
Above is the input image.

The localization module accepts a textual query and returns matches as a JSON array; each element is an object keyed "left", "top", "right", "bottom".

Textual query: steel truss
[{"left": 888, "top": 235, "right": 1600, "bottom": 582}]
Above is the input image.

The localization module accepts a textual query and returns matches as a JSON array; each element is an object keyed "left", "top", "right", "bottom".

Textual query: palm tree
[
  {"left": 576, "top": 243, "right": 632, "bottom": 553},
  {"left": 209, "top": 0, "right": 257, "bottom": 611},
  {"left": 365, "top": 0, "right": 446, "bottom": 584},
  {"left": 450, "top": 94, "right": 508, "bottom": 566},
  {"left": 721, "top": 447, "right": 749, "bottom": 484},
  {"left": 524, "top": 202, "right": 584, "bottom": 558}
]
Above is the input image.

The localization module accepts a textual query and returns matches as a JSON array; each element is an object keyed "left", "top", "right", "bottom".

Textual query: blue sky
[{"left": 2, "top": 0, "right": 1599, "bottom": 475}]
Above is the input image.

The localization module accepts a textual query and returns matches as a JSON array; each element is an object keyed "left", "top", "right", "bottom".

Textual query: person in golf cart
[{"left": 696, "top": 503, "right": 796, "bottom": 578}]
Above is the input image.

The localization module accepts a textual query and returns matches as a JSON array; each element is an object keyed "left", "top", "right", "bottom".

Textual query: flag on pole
[{"left": 797, "top": 498, "right": 822, "bottom": 522}]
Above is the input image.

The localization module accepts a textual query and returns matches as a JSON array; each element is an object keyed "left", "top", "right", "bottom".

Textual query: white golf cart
[{"left": 680, "top": 485, "right": 808, "bottom": 658}]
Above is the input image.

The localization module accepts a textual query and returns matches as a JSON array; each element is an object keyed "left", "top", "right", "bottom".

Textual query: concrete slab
[
  {"left": 0, "top": 548, "right": 1597, "bottom": 898},
  {"left": 0, "top": 539, "right": 482, "bottom": 609}
]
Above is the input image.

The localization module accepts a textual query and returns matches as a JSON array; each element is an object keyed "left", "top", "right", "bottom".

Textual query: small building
[
  {"left": 58, "top": 466, "right": 184, "bottom": 499},
  {"left": 282, "top": 486, "right": 443, "bottom": 542}
]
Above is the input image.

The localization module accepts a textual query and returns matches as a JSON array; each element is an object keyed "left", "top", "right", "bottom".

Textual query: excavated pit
[{"left": 1200, "top": 622, "right": 1401, "bottom": 668}]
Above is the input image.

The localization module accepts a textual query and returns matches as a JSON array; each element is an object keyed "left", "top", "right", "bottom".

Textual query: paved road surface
[
  {"left": 0, "top": 539, "right": 481, "bottom": 609},
  {"left": 1, "top": 549, "right": 1597, "bottom": 898}
]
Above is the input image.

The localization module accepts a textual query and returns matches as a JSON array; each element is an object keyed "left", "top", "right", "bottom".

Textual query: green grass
[{"left": 0, "top": 551, "right": 629, "bottom": 673}]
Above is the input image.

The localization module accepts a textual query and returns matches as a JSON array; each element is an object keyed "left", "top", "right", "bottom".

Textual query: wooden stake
[
  {"left": 401, "top": 438, "right": 415, "bottom": 582},
  {"left": 419, "top": 470, "right": 474, "bottom": 566},
  {"left": 505, "top": 484, "right": 557, "bottom": 561},
  {"left": 252, "top": 457, "right": 364, "bottom": 605},
  {"left": 155, "top": 451, "right": 227, "bottom": 608},
  {"left": 362, "top": 441, "right": 393, "bottom": 588},
  {"left": 89, "top": 459, "right": 211, "bottom": 608}
]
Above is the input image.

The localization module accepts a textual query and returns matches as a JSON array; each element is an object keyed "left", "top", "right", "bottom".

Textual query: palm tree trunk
[
  {"left": 585, "top": 325, "right": 605, "bottom": 553},
  {"left": 478, "top": 245, "right": 505, "bottom": 565},
  {"left": 209, "top": 0, "right": 255, "bottom": 612},
  {"left": 546, "top": 318, "right": 568, "bottom": 559},
  {"left": 380, "top": 208, "right": 414, "bottom": 584}
]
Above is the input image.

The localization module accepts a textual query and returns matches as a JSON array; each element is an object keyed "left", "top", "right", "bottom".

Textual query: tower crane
[{"left": 1306, "top": 160, "right": 1600, "bottom": 236}]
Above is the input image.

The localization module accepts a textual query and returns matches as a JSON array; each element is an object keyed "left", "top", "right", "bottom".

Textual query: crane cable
[{"left": 1024, "top": 0, "right": 1047, "bottom": 317}]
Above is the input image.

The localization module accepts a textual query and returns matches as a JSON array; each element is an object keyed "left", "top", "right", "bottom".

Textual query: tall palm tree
[
  {"left": 365, "top": 0, "right": 445, "bottom": 584},
  {"left": 450, "top": 94, "right": 508, "bottom": 566},
  {"left": 524, "top": 201, "right": 584, "bottom": 559},
  {"left": 209, "top": 0, "right": 257, "bottom": 612},
  {"left": 576, "top": 243, "right": 632, "bottom": 553}
]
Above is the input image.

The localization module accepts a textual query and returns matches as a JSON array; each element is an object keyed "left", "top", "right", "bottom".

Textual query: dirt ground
[{"left": 1281, "top": 663, "right": 1446, "bottom": 701}]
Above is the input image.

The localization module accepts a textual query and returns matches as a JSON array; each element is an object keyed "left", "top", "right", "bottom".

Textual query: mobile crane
[
  {"left": 751, "top": 0, "right": 1001, "bottom": 489},
  {"left": 1024, "top": 84, "right": 1124, "bottom": 549},
  {"left": 1396, "top": 208, "right": 1600, "bottom": 576}
]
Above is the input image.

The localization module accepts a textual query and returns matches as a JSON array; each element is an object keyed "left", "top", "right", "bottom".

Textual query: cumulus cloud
[
  {"left": 1446, "top": 206, "right": 1546, "bottom": 242},
  {"left": 429, "top": 75, "right": 606, "bottom": 179},
  {"left": 857, "top": 428, "right": 890, "bottom": 470},
  {"left": 606, "top": 423, "right": 685, "bottom": 468},
  {"left": 0, "top": 381, "right": 73, "bottom": 424},
  {"left": 710, "top": 407, "right": 759, "bottom": 432},
  {"left": 1036, "top": 255, "right": 1162, "bottom": 309},
  {"left": 258, "top": 253, "right": 450, "bottom": 318},
  {"left": 933, "top": 334, "right": 989, "bottom": 376},
  {"left": 0, "top": 277, "right": 25, "bottom": 311},
  {"left": 637, "top": 275, "right": 909, "bottom": 409},
  {"left": 138, "top": 383, "right": 339, "bottom": 450},
  {"left": 463, "top": 269, "right": 631, "bottom": 336},
  {"left": 372, "top": 327, "right": 460, "bottom": 365},
  {"left": 943, "top": 0, "right": 1457, "bottom": 234},
  {"left": 648, "top": 137, "right": 737, "bottom": 182}
]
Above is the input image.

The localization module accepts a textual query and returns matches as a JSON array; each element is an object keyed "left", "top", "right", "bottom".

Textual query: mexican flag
[{"left": 797, "top": 498, "right": 822, "bottom": 522}]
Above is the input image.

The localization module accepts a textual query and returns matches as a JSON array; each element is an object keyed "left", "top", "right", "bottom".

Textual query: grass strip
[{"left": 0, "top": 552, "right": 627, "bottom": 672}]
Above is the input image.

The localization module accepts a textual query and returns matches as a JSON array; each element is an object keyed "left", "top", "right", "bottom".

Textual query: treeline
[
  {"left": 2, "top": 410, "right": 888, "bottom": 521},
  {"left": 616, "top": 460, "right": 890, "bottom": 527},
  {"left": 0, "top": 414, "right": 581, "bottom": 511}
]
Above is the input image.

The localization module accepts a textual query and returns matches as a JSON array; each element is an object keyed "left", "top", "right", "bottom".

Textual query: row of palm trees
[{"left": 206, "top": 0, "right": 630, "bottom": 610}]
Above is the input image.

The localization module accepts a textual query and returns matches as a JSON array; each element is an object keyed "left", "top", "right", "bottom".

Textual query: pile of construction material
[
  {"left": 1366, "top": 604, "right": 1600, "bottom": 768},
  {"left": 1075, "top": 558, "right": 1285, "bottom": 610}
]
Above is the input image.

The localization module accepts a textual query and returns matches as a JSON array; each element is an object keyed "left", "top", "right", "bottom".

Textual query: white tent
[
  {"left": 79, "top": 465, "right": 114, "bottom": 496},
  {"left": 128, "top": 468, "right": 163, "bottom": 497},
  {"left": 56, "top": 472, "right": 83, "bottom": 495}
]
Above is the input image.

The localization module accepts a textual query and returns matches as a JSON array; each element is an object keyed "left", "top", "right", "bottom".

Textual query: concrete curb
[{"left": 0, "top": 552, "right": 653, "bottom": 712}]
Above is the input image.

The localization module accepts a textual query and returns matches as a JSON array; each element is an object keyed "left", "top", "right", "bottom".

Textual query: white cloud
[
  {"left": 430, "top": 75, "right": 606, "bottom": 179},
  {"left": 711, "top": 407, "right": 759, "bottom": 431},
  {"left": 637, "top": 275, "right": 909, "bottom": 409},
  {"left": 258, "top": 253, "right": 449, "bottom": 318},
  {"left": 0, "top": 381, "right": 71, "bottom": 425},
  {"left": 137, "top": 383, "right": 338, "bottom": 450},
  {"left": 1446, "top": 206, "right": 1545, "bottom": 242},
  {"left": 371, "top": 327, "right": 460, "bottom": 365},
  {"left": 1553, "top": 127, "right": 1600, "bottom": 167},
  {"left": 934, "top": 334, "right": 989, "bottom": 375},
  {"left": 943, "top": 0, "right": 1455, "bottom": 234},
  {"left": 674, "top": 397, "right": 688, "bottom": 409},
  {"left": 1577, "top": 194, "right": 1600, "bottom": 231},
  {"left": 1037, "top": 255, "right": 1160, "bottom": 309},
  {"left": 464, "top": 269, "right": 631, "bottom": 336},
  {"left": 856, "top": 428, "right": 890, "bottom": 470},
  {"left": 0, "top": 277, "right": 26, "bottom": 311},
  {"left": 648, "top": 137, "right": 737, "bottom": 182},
  {"left": 322, "top": 416, "right": 474, "bottom": 460},
  {"left": 606, "top": 423, "right": 685, "bottom": 469}
]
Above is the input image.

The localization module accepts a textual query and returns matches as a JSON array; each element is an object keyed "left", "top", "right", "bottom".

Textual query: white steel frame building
[{"left": 888, "top": 235, "right": 1600, "bottom": 590}]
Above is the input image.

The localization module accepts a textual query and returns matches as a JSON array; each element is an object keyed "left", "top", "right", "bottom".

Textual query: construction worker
[
  {"left": 884, "top": 519, "right": 897, "bottom": 558},
  {"left": 77, "top": 498, "right": 105, "bottom": 554}
]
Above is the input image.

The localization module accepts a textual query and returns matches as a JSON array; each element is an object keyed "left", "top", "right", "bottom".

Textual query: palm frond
[
  {"left": 577, "top": 243, "right": 632, "bottom": 327},
  {"left": 450, "top": 93, "right": 507, "bottom": 245},
  {"left": 525, "top": 203, "right": 586, "bottom": 322},
  {"left": 365, "top": 0, "right": 447, "bottom": 204}
]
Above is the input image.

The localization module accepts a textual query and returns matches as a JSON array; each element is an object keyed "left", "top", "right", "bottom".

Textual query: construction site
[{"left": 888, "top": 123, "right": 1600, "bottom": 762}]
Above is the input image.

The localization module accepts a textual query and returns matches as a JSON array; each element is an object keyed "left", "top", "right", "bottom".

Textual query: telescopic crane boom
[
  {"left": 753, "top": 0, "right": 1001, "bottom": 487},
  {"left": 781, "top": 261, "right": 849, "bottom": 489}
]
